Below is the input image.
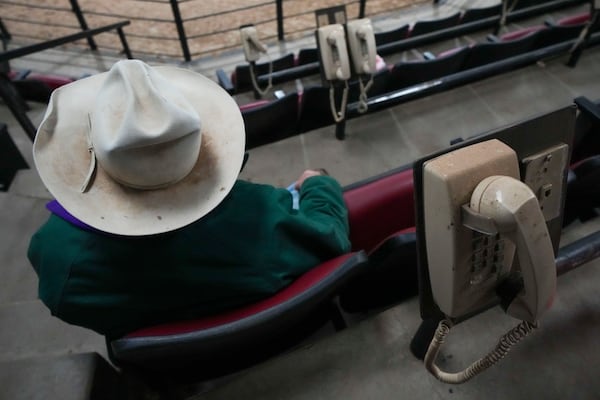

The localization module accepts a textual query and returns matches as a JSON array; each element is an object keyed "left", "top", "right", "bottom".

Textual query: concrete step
[
  {"left": 0, "top": 352, "right": 126, "bottom": 400},
  {"left": 0, "top": 301, "right": 106, "bottom": 364}
]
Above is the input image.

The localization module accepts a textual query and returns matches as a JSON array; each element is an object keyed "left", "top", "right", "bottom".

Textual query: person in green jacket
[{"left": 27, "top": 60, "right": 350, "bottom": 339}]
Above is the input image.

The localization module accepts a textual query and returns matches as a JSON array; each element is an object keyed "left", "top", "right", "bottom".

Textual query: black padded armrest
[
  {"left": 486, "top": 33, "right": 500, "bottom": 42},
  {"left": 216, "top": 68, "right": 234, "bottom": 94},
  {"left": 575, "top": 96, "right": 600, "bottom": 122},
  {"left": 109, "top": 251, "right": 369, "bottom": 375}
]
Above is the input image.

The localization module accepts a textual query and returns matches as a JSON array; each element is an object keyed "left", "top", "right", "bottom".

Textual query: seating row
[
  {"left": 240, "top": 17, "right": 597, "bottom": 147},
  {"left": 374, "top": 3, "right": 502, "bottom": 46},
  {"left": 108, "top": 165, "right": 418, "bottom": 379},
  {"left": 218, "top": 0, "right": 589, "bottom": 96},
  {"left": 374, "top": 0, "right": 587, "bottom": 46}
]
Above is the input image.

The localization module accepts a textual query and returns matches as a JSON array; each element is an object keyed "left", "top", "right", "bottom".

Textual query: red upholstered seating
[
  {"left": 123, "top": 253, "right": 363, "bottom": 339},
  {"left": 24, "top": 72, "right": 75, "bottom": 90},
  {"left": 343, "top": 167, "right": 415, "bottom": 253},
  {"left": 556, "top": 12, "right": 590, "bottom": 27},
  {"left": 108, "top": 166, "right": 419, "bottom": 378},
  {"left": 500, "top": 25, "right": 545, "bottom": 42},
  {"left": 238, "top": 99, "right": 269, "bottom": 112},
  {"left": 109, "top": 251, "right": 368, "bottom": 378}
]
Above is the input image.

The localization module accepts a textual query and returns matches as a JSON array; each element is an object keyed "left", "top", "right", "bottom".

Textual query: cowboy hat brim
[{"left": 33, "top": 65, "right": 245, "bottom": 236}]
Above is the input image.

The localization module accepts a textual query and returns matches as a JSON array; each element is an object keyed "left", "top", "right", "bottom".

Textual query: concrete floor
[{"left": 1, "top": 1, "right": 600, "bottom": 398}]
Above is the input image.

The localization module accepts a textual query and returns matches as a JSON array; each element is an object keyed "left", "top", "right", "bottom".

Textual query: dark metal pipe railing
[
  {"left": 0, "top": 20, "right": 132, "bottom": 141},
  {"left": 255, "top": 0, "right": 588, "bottom": 88},
  {"left": 276, "top": 0, "right": 284, "bottom": 40},
  {"left": 69, "top": 0, "right": 96, "bottom": 50},
  {"left": 346, "top": 32, "right": 600, "bottom": 117},
  {"left": 0, "top": 20, "right": 131, "bottom": 63},
  {"left": 169, "top": 0, "right": 190, "bottom": 62},
  {"left": 556, "top": 230, "right": 600, "bottom": 276}
]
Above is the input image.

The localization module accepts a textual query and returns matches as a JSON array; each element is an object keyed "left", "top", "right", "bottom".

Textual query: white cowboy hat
[{"left": 33, "top": 59, "right": 245, "bottom": 236}]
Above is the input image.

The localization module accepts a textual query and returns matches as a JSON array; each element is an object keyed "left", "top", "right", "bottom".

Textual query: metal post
[
  {"left": 566, "top": 10, "right": 599, "bottom": 67},
  {"left": 0, "top": 18, "right": 11, "bottom": 41},
  {"left": 169, "top": 0, "right": 191, "bottom": 62},
  {"left": 359, "top": 0, "right": 366, "bottom": 18},
  {"left": 335, "top": 119, "right": 346, "bottom": 140},
  {"left": 276, "top": 0, "right": 284, "bottom": 41},
  {"left": 0, "top": 75, "right": 37, "bottom": 141},
  {"left": 116, "top": 27, "right": 133, "bottom": 59},
  {"left": 69, "top": 0, "right": 97, "bottom": 50}
]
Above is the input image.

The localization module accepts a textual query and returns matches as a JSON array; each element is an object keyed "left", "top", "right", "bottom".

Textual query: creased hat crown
[{"left": 91, "top": 60, "right": 202, "bottom": 189}]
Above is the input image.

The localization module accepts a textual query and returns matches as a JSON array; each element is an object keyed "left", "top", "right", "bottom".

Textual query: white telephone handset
[
  {"left": 239, "top": 25, "right": 272, "bottom": 96},
  {"left": 346, "top": 18, "right": 377, "bottom": 113},
  {"left": 316, "top": 24, "right": 350, "bottom": 123},
  {"left": 470, "top": 176, "right": 556, "bottom": 322},
  {"left": 240, "top": 25, "right": 268, "bottom": 62},
  {"left": 317, "top": 24, "right": 351, "bottom": 81},
  {"left": 346, "top": 19, "right": 377, "bottom": 75}
]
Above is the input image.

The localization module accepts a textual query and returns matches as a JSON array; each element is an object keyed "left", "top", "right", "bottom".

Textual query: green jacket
[{"left": 28, "top": 177, "right": 350, "bottom": 339}]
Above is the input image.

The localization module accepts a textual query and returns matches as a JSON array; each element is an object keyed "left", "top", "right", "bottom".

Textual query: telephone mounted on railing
[
  {"left": 316, "top": 24, "right": 351, "bottom": 123},
  {"left": 240, "top": 24, "right": 267, "bottom": 62},
  {"left": 346, "top": 18, "right": 377, "bottom": 75},
  {"left": 239, "top": 24, "right": 272, "bottom": 96},
  {"left": 421, "top": 139, "right": 568, "bottom": 383},
  {"left": 346, "top": 18, "right": 377, "bottom": 113},
  {"left": 317, "top": 24, "right": 351, "bottom": 82}
]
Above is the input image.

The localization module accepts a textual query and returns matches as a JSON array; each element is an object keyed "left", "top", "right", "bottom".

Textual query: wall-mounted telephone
[
  {"left": 239, "top": 24, "right": 272, "bottom": 96},
  {"left": 316, "top": 24, "right": 350, "bottom": 122},
  {"left": 421, "top": 139, "right": 565, "bottom": 383},
  {"left": 317, "top": 24, "right": 351, "bottom": 82},
  {"left": 594, "top": 0, "right": 600, "bottom": 11},
  {"left": 346, "top": 18, "right": 377, "bottom": 113},
  {"left": 240, "top": 25, "right": 267, "bottom": 62},
  {"left": 346, "top": 19, "right": 377, "bottom": 75}
]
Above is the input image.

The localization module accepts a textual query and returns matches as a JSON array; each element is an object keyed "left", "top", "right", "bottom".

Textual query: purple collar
[{"left": 46, "top": 200, "right": 99, "bottom": 233}]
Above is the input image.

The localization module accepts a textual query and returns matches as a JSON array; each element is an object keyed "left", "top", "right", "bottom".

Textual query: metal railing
[{"left": 0, "top": 0, "right": 424, "bottom": 62}]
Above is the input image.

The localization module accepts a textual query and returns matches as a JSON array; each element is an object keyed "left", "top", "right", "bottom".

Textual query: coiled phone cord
[
  {"left": 424, "top": 318, "right": 537, "bottom": 384},
  {"left": 249, "top": 57, "right": 273, "bottom": 97},
  {"left": 357, "top": 74, "right": 374, "bottom": 114},
  {"left": 329, "top": 81, "right": 349, "bottom": 123},
  {"left": 570, "top": 11, "right": 599, "bottom": 54}
]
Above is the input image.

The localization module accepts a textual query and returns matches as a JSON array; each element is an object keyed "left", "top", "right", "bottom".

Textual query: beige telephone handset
[
  {"left": 317, "top": 24, "right": 350, "bottom": 122},
  {"left": 346, "top": 19, "right": 377, "bottom": 75},
  {"left": 470, "top": 175, "right": 556, "bottom": 321},
  {"left": 317, "top": 24, "right": 351, "bottom": 81},
  {"left": 240, "top": 25, "right": 267, "bottom": 62},
  {"left": 346, "top": 18, "right": 377, "bottom": 113},
  {"left": 240, "top": 25, "right": 272, "bottom": 96},
  {"left": 422, "top": 139, "right": 560, "bottom": 383}
]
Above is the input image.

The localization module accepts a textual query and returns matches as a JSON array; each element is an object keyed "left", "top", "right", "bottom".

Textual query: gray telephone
[
  {"left": 240, "top": 24, "right": 272, "bottom": 96},
  {"left": 346, "top": 18, "right": 377, "bottom": 113},
  {"left": 316, "top": 24, "right": 351, "bottom": 123},
  {"left": 421, "top": 139, "right": 567, "bottom": 383}
]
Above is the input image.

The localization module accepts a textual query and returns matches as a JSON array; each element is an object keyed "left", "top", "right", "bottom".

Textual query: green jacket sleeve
[{"left": 298, "top": 175, "right": 350, "bottom": 253}]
